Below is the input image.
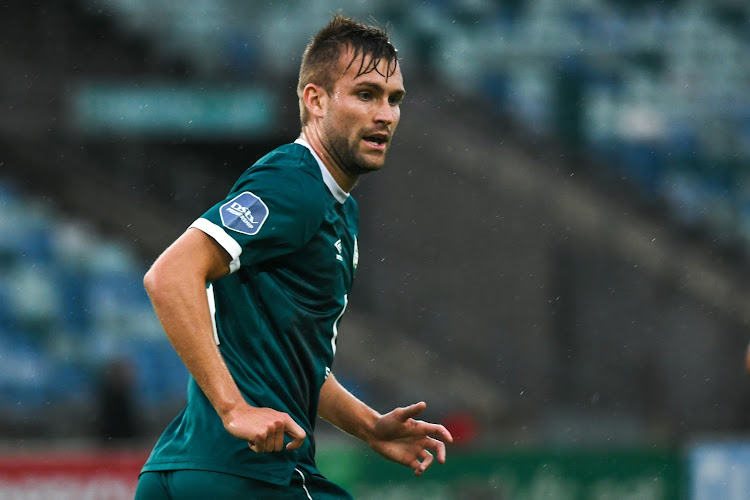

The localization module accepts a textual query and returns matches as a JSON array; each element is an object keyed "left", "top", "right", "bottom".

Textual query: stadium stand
[
  {"left": 76, "top": 0, "right": 750, "bottom": 254},
  {"left": 2, "top": 0, "right": 750, "bottom": 449},
  {"left": 0, "top": 176, "right": 188, "bottom": 437}
]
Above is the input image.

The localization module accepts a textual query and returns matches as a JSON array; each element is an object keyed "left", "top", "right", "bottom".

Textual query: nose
[{"left": 374, "top": 98, "right": 395, "bottom": 126}]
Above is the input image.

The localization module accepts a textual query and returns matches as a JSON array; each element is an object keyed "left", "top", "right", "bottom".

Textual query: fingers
[
  {"left": 247, "top": 414, "right": 307, "bottom": 453},
  {"left": 284, "top": 415, "right": 307, "bottom": 450},
  {"left": 272, "top": 420, "right": 285, "bottom": 452},
  {"left": 285, "top": 436, "right": 306, "bottom": 450},
  {"left": 395, "top": 401, "right": 427, "bottom": 421},
  {"left": 426, "top": 436, "right": 447, "bottom": 464},
  {"left": 247, "top": 429, "right": 269, "bottom": 453},
  {"left": 408, "top": 435, "right": 449, "bottom": 477},
  {"left": 396, "top": 404, "right": 454, "bottom": 444},
  {"left": 414, "top": 421, "right": 454, "bottom": 444},
  {"left": 248, "top": 439, "right": 263, "bottom": 453},
  {"left": 248, "top": 419, "right": 283, "bottom": 453},
  {"left": 405, "top": 436, "right": 447, "bottom": 477},
  {"left": 411, "top": 449, "right": 434, "bottom": 477}
]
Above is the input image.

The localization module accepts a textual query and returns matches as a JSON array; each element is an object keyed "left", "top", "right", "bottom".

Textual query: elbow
[
  {"left": 143, "top": 260, "right": 167, "bottom": 299},
  {"left": 144, "top": 255, "right": 205, "bottom": 300},
  {"left": 143, "top": 260, "right": 182, "bottom": 310},
  {"left": 143, "top": 267, "right": 155, "bottom": 296}
]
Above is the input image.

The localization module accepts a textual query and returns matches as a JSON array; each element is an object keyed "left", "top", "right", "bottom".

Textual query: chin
[
  {"left": 349, "top": 154, "right": 386, "bottom": 175},
  {"left": 357, "top": 163, "right": 385, "bottom": 175}
]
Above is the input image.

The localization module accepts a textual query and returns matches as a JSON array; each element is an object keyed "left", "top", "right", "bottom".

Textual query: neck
[{"left": 299, "top": 126, "right": 358, "bottom": 193}]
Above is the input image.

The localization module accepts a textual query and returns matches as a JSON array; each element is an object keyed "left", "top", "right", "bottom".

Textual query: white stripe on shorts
[{"left": 295, "top": 468, "right": 314, "bottom": 500}]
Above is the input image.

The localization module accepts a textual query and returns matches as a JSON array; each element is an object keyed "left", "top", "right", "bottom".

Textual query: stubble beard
[{"left": 326, "top": 127, "right": 386, "bottom": 177}]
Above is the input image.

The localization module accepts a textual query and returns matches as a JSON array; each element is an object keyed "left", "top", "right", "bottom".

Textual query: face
[{"left": 320, "top": 48, "right": 405, "bottom": 177}]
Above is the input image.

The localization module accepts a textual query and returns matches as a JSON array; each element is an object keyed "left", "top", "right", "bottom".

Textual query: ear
[{"left": 302, "top": 83, "right": 327, "bottom": 120}]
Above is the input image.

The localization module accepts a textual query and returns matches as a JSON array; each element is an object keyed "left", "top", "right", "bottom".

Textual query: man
[{"left": 135, "top": 14, "right": 453, "bottom": 500}]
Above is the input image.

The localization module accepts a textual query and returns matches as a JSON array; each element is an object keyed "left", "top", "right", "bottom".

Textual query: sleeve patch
[{"left": 220, "top": 191, "right": 269, "bottom": 236}]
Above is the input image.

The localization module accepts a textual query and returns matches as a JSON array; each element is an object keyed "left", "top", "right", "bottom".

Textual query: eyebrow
[{"left": 353, "top": 81, "right": 406, "bottom": 99}]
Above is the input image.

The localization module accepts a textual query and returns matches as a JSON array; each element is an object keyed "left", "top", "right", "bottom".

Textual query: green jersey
[{"left": 141, "top": 139, "right": 359, "bottom": 485}]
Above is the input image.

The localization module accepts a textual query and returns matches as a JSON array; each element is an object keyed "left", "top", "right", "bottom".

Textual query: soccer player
[{"left": 134, "top": 14, "right": 453, "bottom": 500}]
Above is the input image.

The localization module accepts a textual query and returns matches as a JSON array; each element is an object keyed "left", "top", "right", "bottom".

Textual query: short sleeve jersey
[{"left": 141, "top": 139, "right": 359, "bottom": 485}]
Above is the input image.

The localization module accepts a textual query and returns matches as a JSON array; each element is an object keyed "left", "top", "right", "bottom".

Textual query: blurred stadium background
[{"left": 2, "top": 0, "right": 750, "bottom": 498}]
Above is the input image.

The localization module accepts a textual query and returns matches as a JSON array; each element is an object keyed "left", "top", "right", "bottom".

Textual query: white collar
[{"left": 294, "top": 137, "right": 349, "bottom": 204}]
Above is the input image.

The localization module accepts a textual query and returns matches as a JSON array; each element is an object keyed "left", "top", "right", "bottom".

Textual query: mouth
[{"left": 363, "top": 134, "right": 389, "bottom": 149}]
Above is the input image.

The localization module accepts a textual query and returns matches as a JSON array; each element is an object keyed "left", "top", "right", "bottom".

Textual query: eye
[
  {"left": 358, "top": 91, "right": 373, "bottom": 101},
  {"left": 388, "top": 95, "right": 402, "bottom": 106}
]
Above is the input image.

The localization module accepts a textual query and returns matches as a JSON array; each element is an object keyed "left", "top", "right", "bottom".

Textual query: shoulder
[
  {"left": 248, "top": 143, "right": 318, "bottom": 182},
  {"left": 235, "top": 144, "right": 326, "bottom": 207},
  {"left": 254, "top": 143, "right": 310, "bottom": 170},
  {"left": 229, "top": 144, "right": 329, "bottom": 233}
]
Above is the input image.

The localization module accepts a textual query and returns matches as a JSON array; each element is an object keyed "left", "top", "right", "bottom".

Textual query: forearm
[
  {"left": 320, "top": 375, "right": 453, "bottom": 475},
  {"left": 318, "top": 373, "right": 380, "bottom": 443},
  {"left": 144, "top": 230, "right": 242, "bottom": 418},
  {"left": 146, "top": 277, "right": 241, "bottom": 416}
]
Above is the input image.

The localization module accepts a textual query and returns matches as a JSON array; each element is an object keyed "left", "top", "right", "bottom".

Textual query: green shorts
[{"left": 135, "top": 468, "right": 353, "bottom": 500}]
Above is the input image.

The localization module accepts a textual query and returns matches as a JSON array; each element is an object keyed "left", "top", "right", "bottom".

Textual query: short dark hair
[{"left": 297, "top": 14, "right": 399, "bottom": 125}]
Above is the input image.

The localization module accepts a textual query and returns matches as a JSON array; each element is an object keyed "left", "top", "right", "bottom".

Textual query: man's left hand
[{"left": 367, "top": 401, "right": 454, "bottom": 476}]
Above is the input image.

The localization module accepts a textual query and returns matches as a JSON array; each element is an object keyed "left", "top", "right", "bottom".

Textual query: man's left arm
[{"left": 318, "top": 373, "right": 453, "bottom": 476}]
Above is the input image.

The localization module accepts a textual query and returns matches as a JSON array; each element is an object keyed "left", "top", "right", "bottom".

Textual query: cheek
[
  {"left": 340, "top": 111, "right": 364, "bottom": 135},
  {"left": 329, "top": 105, "right": 356, "bottom": 127},
  {"left": 393, "top": 108, "right": 401, "bottom": 124}
]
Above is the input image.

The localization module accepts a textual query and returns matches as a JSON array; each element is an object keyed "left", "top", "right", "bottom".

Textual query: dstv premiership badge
[{"left": 220, "top": 191, "right": 269, "bottom": 236}]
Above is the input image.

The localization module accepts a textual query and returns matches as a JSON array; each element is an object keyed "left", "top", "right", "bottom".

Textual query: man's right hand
[{"left": 222, "top": 404, "right": 307, "bottom": 453}]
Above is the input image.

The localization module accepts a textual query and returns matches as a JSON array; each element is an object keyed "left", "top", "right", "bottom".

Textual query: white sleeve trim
[
  {"left": 189, "top": 218, "right": 242, "bottom": 274},
  {"left": 206, "top": 283, "right": 220, "bottom": 345}
]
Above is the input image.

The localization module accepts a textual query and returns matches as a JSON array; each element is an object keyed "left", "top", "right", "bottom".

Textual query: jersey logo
[
  {"left": 334, "top": 238, "right": 359, "bottom": 269},
  {"left": 334, "top": 239, "right": 344, "bottom": 261},
  {"left": 220, "top": 191, "right": 269, "bottom": 236},
  {"left": 353, "top": 237, "right": 359, "bottom": 270}
]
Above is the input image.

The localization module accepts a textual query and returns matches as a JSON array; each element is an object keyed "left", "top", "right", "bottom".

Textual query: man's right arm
[{"left": 143, "top": 227, "right": 306, "bottom": 453}]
